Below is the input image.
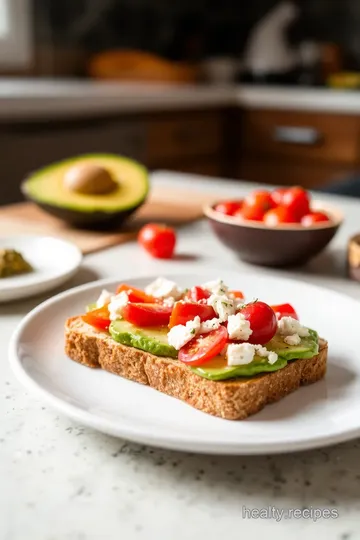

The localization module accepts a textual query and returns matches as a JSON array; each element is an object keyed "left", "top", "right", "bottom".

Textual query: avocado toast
[{"left": 65, "top": 278, "right": 328, "bottom": 420}]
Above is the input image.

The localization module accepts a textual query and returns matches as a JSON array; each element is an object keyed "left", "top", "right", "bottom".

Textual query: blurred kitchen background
[{"left": 2, "top": 0, "right": 360, "bottom": 204}]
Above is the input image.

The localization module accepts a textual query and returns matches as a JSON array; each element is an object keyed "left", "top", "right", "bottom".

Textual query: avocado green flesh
[
  {"left": 192, "top": 356, "right": 288, "bottom": 381},
  {"left": 109, "top": 320, "right": 178, "bottom": 358},
  {"left": 107, "top": 317, "right": 318, "bottom": 380},
  {"left": 23, "top": 154, "right": 149, "bottom": 214},
  {"left": 191, "top": 329, "right": 319, "bottom": 381}
]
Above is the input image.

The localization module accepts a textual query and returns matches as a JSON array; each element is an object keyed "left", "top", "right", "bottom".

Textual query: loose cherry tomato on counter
[
  {"left": 230, "top": 290, "right": 244, "bottom": 300},
  {"left": 270, "top": 187, "right": 288, "bottom": 206},
  {"left": 301, "top": 212, "right": 330, "bottom": 226},
  {"left": 116, "top": 283, "right": 155, "bottom": 303},
  {"left": 263, "top": 206, "right": 299, "bottom": 226},
  {"left": 282, "top": 187, "right": 310, "bottom": 220},
  {"left": 82, "top": 307, "right": 111, "bottom": 331},
  {"left": 138, "top": 223, "right": 176, "bottom": 259},
  {"left": 214, "top": 200, "right": 243, "bottom": 216},
  {"left": 178, "top": 325, "right": 228, "bottom": 366},
  {"left": 122, "top": 303, "right": 173, "bottom": 327},
  {"left": 184, "top": 286, "right": 211, "bottom": 302},
  {"left": 169, "top": 302, "right": 216, "bottom": 329},
  {"left": 239, "top": 301, "right": 277, "bottom": 345},
  {"left": 270, "top": 303, "right": 298, "bottom": 320}
]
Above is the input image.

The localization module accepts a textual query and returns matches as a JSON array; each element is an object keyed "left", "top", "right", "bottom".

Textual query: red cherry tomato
[
  {"left": 178, "top": 325, "right": 228, "bottom": 366},
  {"left": 214, "top": 200, "right": 243, "bottom": 216},
  {"left": 301, "top": 212, "right": 330, "bottom": 226},
  {"left": 240, "top": 190, "right": 274, "bottom": 221},
  {"left": 82, "top": 307, "right": 110, "bottom": 331},
  {"left": 282, "top": 187, "right": 310, "bottom": 219},
  {"left": 270, "top": 303, "right": 298, "bottom": 320},
  {"left": 184, "top": 286, "right": 211, "bottom": 302},
  {"left": 271, "top": 187, "right": 288, "bottom": 206},
  {"left": 116, "top": 284, "right": 155, "bottom": 303},
  {"left": 169, "top": 302, "right": 216, "bottom": 329},
  {"left": 138, "top": 223, "right": 176, "bottom": 259},
  {"left": 239, "top": 204, "right": 266, "bottom": 221},
  {"left": 264, "top": 206, "right": 299, "bottom": 226},
  {"left": 244, "top": 190, "right": 275, "bottom": 211},
  {"left": 230, "top": 290, "right": 244, "bottom": 300},
  {"left": 122, "top": 303, "right": 173, "bottom": 327},
  {"left": 239, "top": 301, "right": 277, "bottom": 345}
]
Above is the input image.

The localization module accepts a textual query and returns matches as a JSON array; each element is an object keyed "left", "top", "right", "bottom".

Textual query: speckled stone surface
[{"left": 2, "top": 173, "right": 360, "bottom": 540}]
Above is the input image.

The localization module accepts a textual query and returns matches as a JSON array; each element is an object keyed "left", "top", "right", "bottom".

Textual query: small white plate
[
  {"left": 9, "top": 270, "right": 360, "bottom": 454},
  {"left": 0, "top": 235, "right": 82, "bottom": 302}
]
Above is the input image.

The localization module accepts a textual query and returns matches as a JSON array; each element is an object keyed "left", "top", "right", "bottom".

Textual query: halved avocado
[{"left": 22, "top": 154, "right": 149, "bottom": 228}]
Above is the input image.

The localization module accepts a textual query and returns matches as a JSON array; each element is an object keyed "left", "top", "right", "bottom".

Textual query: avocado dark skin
[{"left": 31, "top": 199, "right": 144, "bottom": 230}]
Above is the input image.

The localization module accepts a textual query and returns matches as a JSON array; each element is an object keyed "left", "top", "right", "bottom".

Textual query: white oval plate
[
  {"left": 0, "top": 235, "right": 82, "bottom": 302},
  {"left": 9, "top": 270, "right": 360, "bottom": 454}
]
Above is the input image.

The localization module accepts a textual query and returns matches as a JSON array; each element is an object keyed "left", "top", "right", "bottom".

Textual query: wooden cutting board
[{"left": 0, "top": 185, "right": 218, "bottom": 254}]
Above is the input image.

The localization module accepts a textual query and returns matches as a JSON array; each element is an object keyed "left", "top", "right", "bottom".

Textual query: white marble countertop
[
  {"left": 2, "top": 171, "right": 360, "bottom": 540},
  {"left": 1, "top": 78, "right": 360, "bottom": 119}
]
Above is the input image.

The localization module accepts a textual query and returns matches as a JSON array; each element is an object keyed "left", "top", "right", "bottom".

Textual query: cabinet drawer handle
[{"left": 273, "top": 126, "right": 322, "bottom": 145}]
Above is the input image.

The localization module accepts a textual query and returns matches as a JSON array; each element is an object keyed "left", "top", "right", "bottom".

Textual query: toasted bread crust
[{"left": 65, "top": 317, "right": 328, "bottom": 420}]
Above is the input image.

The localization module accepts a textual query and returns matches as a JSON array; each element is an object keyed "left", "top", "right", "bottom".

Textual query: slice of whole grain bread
[{"left": 65, "top": 316, "right": 328, "bottom": 420}]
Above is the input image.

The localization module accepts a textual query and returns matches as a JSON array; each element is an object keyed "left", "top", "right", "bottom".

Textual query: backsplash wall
[{"left": 31, "top": 0, "right": 360, "bottom": 76}]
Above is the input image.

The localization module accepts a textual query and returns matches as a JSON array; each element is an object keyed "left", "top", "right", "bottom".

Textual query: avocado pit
[{"left": 63, "top": 163, "right": 118, "bottom": 195}]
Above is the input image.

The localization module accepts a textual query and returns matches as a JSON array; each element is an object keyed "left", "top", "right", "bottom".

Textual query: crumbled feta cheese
[
  {"left": 108, "top": 291, "right": 129, "bottom": 321},
  {"left": 96, "top": 289, "right": 113, "bottom": 309},
  {"left": 277, "top": 316, "right": 309, "bottom": 338},
  {"left": 199, "top": 318, "right": 221, "bottom": 334},
  {"left": 226, "top": 342, "right": 278, "bottom": 367},
  {"left": 162, "top": 296, "right": 175, "bottom": 307},
  {"left": 254, "top": 344, "right": 268, "bottom": 357},
  {"left": 267, "top": 351, "right": 278, "bottom": 365},
  {"left": 254, "top": 345, "right": 278, "bottom": 364},
  {"left": 234, "top": 297, "right": 245, "bottom": 310},
  {"left": 202, "top": 278, "right": 229, "bottom": 296},
  {"left": 227, "top": 312, "right": 253, "bottom": 341},
  {"left": 207, "top": 293, "right": 236, "bottom": 322},
  {"left": 145, "top": 277, "right": 183, "bottom": 300},
  {"left": 275, "top": 311, "right": 282, "bottom": 320},
  {"left": 284, "top": 333, "right": 301, "bottom": 346},
  {"left": 167, "top": 316, "right": 201, "bottom": 350},
  {"left": 227, "top": 343, "right": 255, "bottom": 366}
]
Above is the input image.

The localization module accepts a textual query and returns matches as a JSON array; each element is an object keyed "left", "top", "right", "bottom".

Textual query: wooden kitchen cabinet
[
  {"left": 237, "top": 109, "right": 360, "bottom": 188},
  {"left": 145, "top": 110, "right": 225, "bottom": 171},
  {"left": 239, "top": 160, "right": 356, "bottom": 188}
]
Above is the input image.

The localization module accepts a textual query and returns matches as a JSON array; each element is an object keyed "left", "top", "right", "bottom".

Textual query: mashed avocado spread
[{"left": 0, "top": 249, "right": 33, "bottom": 278}]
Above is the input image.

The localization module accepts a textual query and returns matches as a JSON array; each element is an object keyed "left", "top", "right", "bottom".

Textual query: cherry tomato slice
[
  {"left": 230, "top": 290, "right": 244, "bottom": 300},
  {"left": 214, "top": 200, "right": 243, "bottom": 216},
  {"left": 239, "top": 301, "right": 277, "bottom": 345},
  {"left": 271, "top": 303, "right": 298, "bottom": 320},
  {"left": 82, "top": 307, "right": 111, "bottom": 331},
  {"left": 169, "top": 302, "right": 216, "bottom": 329},
  {"left": 122, "top": 303, "right": 173, "bottom": 327},
  {"left": 138, "top": 223, "right": 176, "bottom": 259},
  {"left": 184, "top": 286, "right": 211, "bottom": 302},
  {"left": 116, "top": 283, "right": 155, "bottom": 303},
  {"left": 179, "top": 325, "right": 228, "bottom": 366},
  {"left": 282, "top": 187, "right": 310, "bottom": 220},
  {"left": 264, "top": 206, "right": 299, "bottom": 225},
  {"left": 301, "top": 212, "right": 330, "bottom": 226}
]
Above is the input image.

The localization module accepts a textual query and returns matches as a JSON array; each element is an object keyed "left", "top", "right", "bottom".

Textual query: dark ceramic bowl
[{"left": 204, "top": 201, "right": 343, "bottom": 267}]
